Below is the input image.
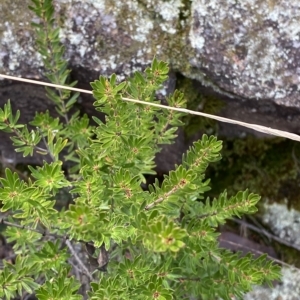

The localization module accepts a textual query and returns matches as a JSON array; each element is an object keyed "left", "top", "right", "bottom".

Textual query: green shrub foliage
[{"left": 0, "top": 0, "right": 281, "bottom": 299}]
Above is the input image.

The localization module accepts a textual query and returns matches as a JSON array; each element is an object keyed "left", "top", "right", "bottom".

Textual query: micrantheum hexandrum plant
[{"left": 0, "top": 0, "right": 281, "bottom": 299}]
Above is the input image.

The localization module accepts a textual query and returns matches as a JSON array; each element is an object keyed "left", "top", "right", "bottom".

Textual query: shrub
[{"left": 0, "top": 0, "right": 281, "bottom": 299}]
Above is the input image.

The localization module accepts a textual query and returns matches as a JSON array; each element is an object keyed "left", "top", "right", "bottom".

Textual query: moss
[
  {"left": 273, "top": 240, "right": 300, "bottom": 268},
  {"left": 207, "top": 136, "right": 300, "bottom": 210},
  {"left": 178, "top": 0, "right": 192, "bottom": 29},
  {"left": 176, "top": 75, "right": 224, "bottom": 137}
]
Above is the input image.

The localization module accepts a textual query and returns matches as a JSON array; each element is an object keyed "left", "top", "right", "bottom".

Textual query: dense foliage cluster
[{"left": 0, "top": 0, "right": 281, "bottom": 299}]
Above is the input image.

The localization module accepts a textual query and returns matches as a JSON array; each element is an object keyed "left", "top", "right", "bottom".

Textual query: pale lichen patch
[
  {"left": 0, "top": 0, "right": 43, "bottom": 75},
  {"left": 0, "top": 0, "right": 191, "bottom": 96},
  {"left": 263, "top": 201, "right": 300, "bottom": 248},
  {"left": 190, "top": 0, "right": 300, "bottom": 107},
  {"left": 240, "top": 201, "right": 300, "bottom": 298},
  {"left": 244, "top": 267, "right": 300, "bottom": 300}
]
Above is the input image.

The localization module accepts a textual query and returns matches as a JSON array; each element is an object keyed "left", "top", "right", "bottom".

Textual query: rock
[
  {"left": 1, "top": 0, "right": 300, "bottom": 171},
  {"left": 190, "top": 0, "right": 300, "bottom": 107},
  {"left": 0, "top": 0, "right": 189, "bottom": 79},
  {"left": 1, "top": 0, "right": 300, "bottom": 107},
  {"left": 263, "top": 202, "right": 300, "bottom": 249},
  {"left": 244, "top": 267, "right": 300, "bottom": 300}
]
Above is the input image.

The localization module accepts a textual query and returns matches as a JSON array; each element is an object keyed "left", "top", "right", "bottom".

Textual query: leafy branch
[{"left": 0, "top": 0, "right": 282, "bottom": 299}]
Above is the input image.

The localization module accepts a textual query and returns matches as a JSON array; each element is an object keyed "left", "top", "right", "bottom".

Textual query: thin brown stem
[
  {"left": 65, "top": 240, "right": 94, "bottom": 281},
  {"left": 145, "top": 186, "right": 178, "bottom": 210}
]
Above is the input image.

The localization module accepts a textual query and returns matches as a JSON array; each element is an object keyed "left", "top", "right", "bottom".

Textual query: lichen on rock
[
  {"left": 190, "top": 0, "right": 300, "bottom": 107},
  {"left": 263, "top": 201, "right": 300, "bottom": 249},
  {"left": 0, "top": 0, "right": 189, "bottom": 81},
  {"left": 244, "top": 267, "right": 300, "bottom": 300}
]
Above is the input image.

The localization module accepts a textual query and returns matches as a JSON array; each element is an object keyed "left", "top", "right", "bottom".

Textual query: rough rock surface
[
  {"left": 190, "top": 0, "right": 300, "bottom": 107},
  {"left": 243, "top": 201, "right": 300, "bottom": 300},
  {"left": 0, "top": 0, "right": 189, "bottom": 80},
  {"left": 244, "top": 267, "right": 300, "bottom": 300},
  {"left": 1, "top": 0, "right": 300, "bottom": 108}
]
